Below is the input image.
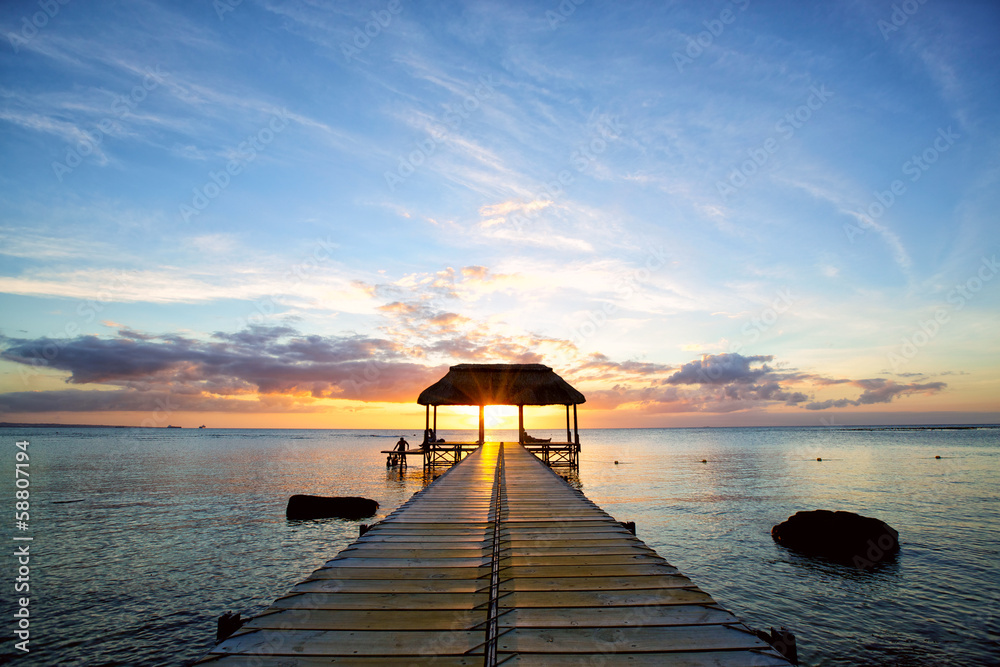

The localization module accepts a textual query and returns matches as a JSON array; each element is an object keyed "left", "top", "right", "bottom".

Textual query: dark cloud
[
  {"left": 577, "top": 353, "right": 943, "bottom": 415},
  {"left": 0, "top": 389, "right": 324, "bottom": 414},
  {"left": 427, "top": 337, "right": 543, "bottom": 363},
  {"left": 665, "top": 353, "right": 773, "bottom": 385},
  {"left": 804, "top": 379, "right": 946, "bottom": 410},
  {"left": 1, "top": 326, "right": 444, "bottom": 408},
  {"left": 573, "top": 353, "right": 673, "bottom": 379}
]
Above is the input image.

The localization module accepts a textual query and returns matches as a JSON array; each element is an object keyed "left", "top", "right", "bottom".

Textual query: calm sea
[{"left": 0, "top": 426, "right": 997, "bottom": 666}]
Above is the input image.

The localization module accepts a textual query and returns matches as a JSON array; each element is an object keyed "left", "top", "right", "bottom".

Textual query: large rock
[
  {"left": 772, "top": 509, "right": 899, "bottom": 568},
  {"left": 286, "top": 495, "right": 378, "bottom": 520}
]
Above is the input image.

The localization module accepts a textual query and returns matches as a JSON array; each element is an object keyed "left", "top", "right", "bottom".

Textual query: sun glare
[
  {"left": 433, "top": 405, "right": 520, "bottom": 431},
  {"left": 485, "top": 404, "right": 518, "bottom": 430}
]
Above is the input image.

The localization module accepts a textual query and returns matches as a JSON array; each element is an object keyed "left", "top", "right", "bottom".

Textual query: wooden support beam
[
  {"left": 478, "top": 405, "right": 485, "bottom": 445},
  {"left": 518, "top": 404, "right": 524, "bottom": 444},
  {"left": 565, "top": 404, "right": 571, "bottom": 443},
  {"left": 573, "top": 404, "right": 580, "bottom": 449}
]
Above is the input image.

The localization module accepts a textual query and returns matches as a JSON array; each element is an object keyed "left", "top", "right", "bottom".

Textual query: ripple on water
[{"left": 0, "top": 425, "right": 997, "bottom": 666}]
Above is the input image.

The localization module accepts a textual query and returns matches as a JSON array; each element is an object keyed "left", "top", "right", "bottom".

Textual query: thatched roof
[{"left": 417, "top": 364, "right": 586, "bottom": 406}]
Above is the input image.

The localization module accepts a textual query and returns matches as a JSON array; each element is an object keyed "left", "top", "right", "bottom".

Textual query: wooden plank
[
  {"left": 271, "top": 592, "right": 489, "bottom": 610},
  {"left": 294, "top": 579, "right": 486, "bottom": 594},
  {"left": 499, "top": 545, "right": 655, "bottom": 556},
  {"left": 247, "top": 608, "right": 487, "bottom": 631},
  {"left": 198, "top": 657, "right": 486, "bottom": 666},
  {"left": 356, "top": 534, "right": 489, "bottom": 543},
  {"left": 500, "top": 588, "right": 716, "bottom": 608},
  {"left": 500, "top": 563, "right": 681, "bottom": 578},
  {"left": 503, "top": 554, "right": 666, "bottom": 567},
  {"left": 338, "top": 548, "right": 492, "bottom": 559},
  {"left": 364, "top": 523, "right": 490, "bottom": 531},
  {"left": 502, "top": 605, "right": 736, "bottom": 628},
  {"left": 307, "top": 566, "right": 490, "bottom": 581},
  {"left": 326, "top": 557, "right": 489, "bottom": 568},
  {"left": 213, "top": 628, "right": 486, "bottom": 656},
  {"left": 495, "top": 625, "right": 772, "bottom": 653},
  {"left": 503, "top": 652, "right": 792, "bottom": 666},
  {"left": 499, "top": 574, "right": 695, "bottom": 592}
]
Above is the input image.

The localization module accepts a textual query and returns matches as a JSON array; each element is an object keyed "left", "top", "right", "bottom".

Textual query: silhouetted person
[{"left": 387, "top": 436, "right": 410, "bottom": 467}]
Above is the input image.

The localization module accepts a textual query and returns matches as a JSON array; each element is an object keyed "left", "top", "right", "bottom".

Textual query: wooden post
[
  {"left": 424, "top": 404, "right": 430, "bottom": 443},
  {"left": 573, "top": 404, "right": 580, "bottom": 447},
  {"left": 565, "top": 404, "right": 571, "bottom": 443},
  {"left": 479, "top": 405, "right": 485, "bottom": 445},
  {"left": 217, "top": 612, "right": 244, "bottom": 643},
  {"left": 518, "top": 404, "right": 524, "bottom": 444},
  {"left": 433, "top": 405, "right": 437, "bottom": 437}
]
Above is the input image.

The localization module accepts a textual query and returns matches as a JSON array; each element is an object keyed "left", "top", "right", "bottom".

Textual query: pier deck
[{"left": 198, "top": 442, "right": 791, "bottom": 665}]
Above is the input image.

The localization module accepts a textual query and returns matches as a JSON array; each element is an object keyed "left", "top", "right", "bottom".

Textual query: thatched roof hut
[
  {"left": 417, "top": 363, "right": 585, "bottom": 407},
  {"left": 417, "top": 364, "right": 585, "bottom": 457}
]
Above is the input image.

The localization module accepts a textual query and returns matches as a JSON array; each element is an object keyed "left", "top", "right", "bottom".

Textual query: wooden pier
[{"left": 198, "top": 442, "right": 793, "bottom": 665}]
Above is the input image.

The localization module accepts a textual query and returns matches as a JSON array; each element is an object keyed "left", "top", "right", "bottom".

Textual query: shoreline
[{"left": 1, "top": 422, "right": 997, "bottom": 431}]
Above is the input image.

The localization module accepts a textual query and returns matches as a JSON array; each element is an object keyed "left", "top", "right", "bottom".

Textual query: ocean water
[{"left": 0, "top": 425, "right": 997, "bottom": 666}]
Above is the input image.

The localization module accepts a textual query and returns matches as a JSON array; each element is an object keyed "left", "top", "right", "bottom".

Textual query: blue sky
[{"left": 1, "top": 0, "right": 998, "bottom": 428}]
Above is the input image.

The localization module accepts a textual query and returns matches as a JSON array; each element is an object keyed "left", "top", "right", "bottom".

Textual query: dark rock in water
[
  {"left": 286, "top": 495, "right": 378, "bottom": 520},
  {"left": 772, "top": 509, "right": 899, "bottom": 568}
]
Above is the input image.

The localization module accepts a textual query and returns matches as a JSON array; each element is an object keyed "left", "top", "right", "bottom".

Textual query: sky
[{"left": 1, "top": 0, "right": 998, "bottom": 430}]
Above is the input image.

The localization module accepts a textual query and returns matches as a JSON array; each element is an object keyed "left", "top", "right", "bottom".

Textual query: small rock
[{"left": 286, "top": 495, "right": 378, "bottom": 520}]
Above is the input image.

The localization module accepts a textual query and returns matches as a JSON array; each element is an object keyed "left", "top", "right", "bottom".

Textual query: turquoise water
[{"left": 0, "top": 425, "right": 997, "bottom": 665}]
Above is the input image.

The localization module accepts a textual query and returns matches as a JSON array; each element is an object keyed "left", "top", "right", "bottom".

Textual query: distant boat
[
  {"left": 167, "top": 425, "right": 182, "bottom": 429},
  {"left": 198, "top": 425, "right": 206, "bottom": 429}
]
